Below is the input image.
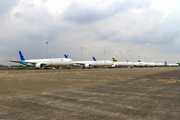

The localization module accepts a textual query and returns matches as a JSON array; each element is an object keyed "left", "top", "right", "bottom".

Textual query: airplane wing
[
  {"left": 6, "top": 60, "right": 37, "bottom": 65},
  {"left": 5, "top": 60, "right": 23, "bottom": 63}
]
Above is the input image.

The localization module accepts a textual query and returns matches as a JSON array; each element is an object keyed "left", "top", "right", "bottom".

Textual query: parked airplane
[
  {"left": 165, "top": 61, "right": 179, "bottom": 67},
  {"left": 8, "top": 51, "right": 73, "bottom": 69},
  {"left": 92, "top": 57, "right": 114, "bottom": 68},
  {"left": 112, "top": 58, "right": 134, "bottom": 68},
  {"left": 65, "top": 55, "right": 113, "bottom": 69},
  {"left": 133, "top": 60, "right": 148, "bottom": 67}
]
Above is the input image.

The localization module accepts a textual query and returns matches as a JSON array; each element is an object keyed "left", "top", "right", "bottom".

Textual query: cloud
[
  {"left": 63, "top": 0, "right": 151, "bottom": 24},
  {"left": 0, "top": 0, "right": 20, "bottom": 16},
  {"left": 1, "top": 0, "right": 180, "bottom": 65}
]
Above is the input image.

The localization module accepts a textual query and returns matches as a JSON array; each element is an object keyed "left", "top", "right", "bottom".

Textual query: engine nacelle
[
  {"left": 85, "top": 64, "right": 92, "bottom": 69},
  {"left": 36, "top": 63, "right": 43, "bottom": 68},
  {"left": 112, "top": 64, "right": 116, "bottom": 68}
]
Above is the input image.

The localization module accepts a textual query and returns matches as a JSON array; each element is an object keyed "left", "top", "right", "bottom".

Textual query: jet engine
[
  {"left": 112, "top": 64, "right": 117, "bottom": 68},
  {"left": 85, "top": 64, "right": 92, "bottom": 69},
  {"left": 36, "top": 63, "right": 43, "bottom": 68}
]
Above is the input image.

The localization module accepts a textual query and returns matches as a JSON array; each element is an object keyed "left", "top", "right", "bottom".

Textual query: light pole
[
  {"left": 46, "top": 42, "right": 48, "bottom": 58},
  {"left": 121, "top": 52, "right": 122, "bottom": 62},
  {"left": 138, "top": 56, "right": 140, "bottom": 61},
  {"left": 103, "top": 50, "right": 105, "bottom": 60},
  {"left": 145, "top": 57, "right": 146, "bottom": 62},
  {"left": 130, "top": 54, "right": 131, "bottom": 62},
  {"left": 81, "top": 47, "right": 83, "bottom": 60}
]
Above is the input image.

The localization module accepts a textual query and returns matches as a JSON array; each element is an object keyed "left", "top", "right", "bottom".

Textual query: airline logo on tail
[
  {"left": 112, "top": 58, "right": 118, "bottom": 62},
  {"left": 138, "top": 60, "right": 141, "bottom": 62},
  {"left": 93, "top": 57, "right": 97, "bottom": 61},
  {"left": 64, "top": 54, "right": 69, "bottom": 58},
  {"left": 19, "top": 51, "right": 28, "bottom": 66},
  {"left": 19, "top": 51, "right": 25, "bottom": 62},
  {"left": 165, "top": 61, "right": 167, "bottom": 65}
]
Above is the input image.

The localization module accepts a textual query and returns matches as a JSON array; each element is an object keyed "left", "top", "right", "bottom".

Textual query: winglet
[
  {"left": 165, "top": 61, "right": 167, "bottom": 65},
  {"left": 112, "top": 58, "right": 118, "bottom": 62},
  {"left": 64, "top": 54, "right": 68, "bottom": 58},
  {"left": 93, "top": 57, "right": 97, "bottom": 61},
  {"left": 19, "top": 51, "right": 25, "bottom": 61}
]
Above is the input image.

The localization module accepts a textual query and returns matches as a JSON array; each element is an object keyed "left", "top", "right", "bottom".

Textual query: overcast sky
[{"left": 0, "top": 0, "right": 180, "bottom": 65}]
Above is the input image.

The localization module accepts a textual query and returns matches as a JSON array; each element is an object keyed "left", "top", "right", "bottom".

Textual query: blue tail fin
[
  {"left": 165, "top": 61, "right": 167, "bottom": 65},
  {"left": 19, "top": 51, "right": 25, "bottom": 61},
  {"left": 93, "top": 57, "right": 97, "bottom": 61},
  {"left": 138, "top": 60, "right": 141, "bottom": 62},
  {"left": 64, "top": 54, "right": 68, "bottom": 58}
]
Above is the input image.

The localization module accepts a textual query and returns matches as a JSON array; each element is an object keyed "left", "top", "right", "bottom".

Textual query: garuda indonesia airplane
[
  {"left": 8, "top": 51, "right": 73, "bottom": 69},
  {"left": 65, "top": 55, "right": 113, "bottom": 69}
]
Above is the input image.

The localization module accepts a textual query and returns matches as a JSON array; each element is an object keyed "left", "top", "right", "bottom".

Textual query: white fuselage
[
  {"left": 166, "top": 63, "right": 179, "bottom": 67},
  {"left": 113, "top": 62, "right": 134, "bottom": 67},
  {"left": 133, "top": 62, "right": 148, "bottom": 67},
  {"left": 24, "top": 58, "right": 73, "bottom": 68},
  {"left": 73, "top": 60, "right": 113, "bottom": 68}
]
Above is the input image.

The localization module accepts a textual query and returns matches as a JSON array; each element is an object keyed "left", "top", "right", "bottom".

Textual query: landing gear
[{"left": 44, "top": 66, "right": 49, "bottom": 69}]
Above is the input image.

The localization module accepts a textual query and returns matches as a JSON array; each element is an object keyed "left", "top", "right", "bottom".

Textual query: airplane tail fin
[
  {"left": 64, "top": 54, "right": 69, "bottom": 58},
  {"left": 138, "top": 60, "right": 141, "bottom": 62},
  {"left": 93, "top": 57, "right": 97, "bottom": 61},
  {"left": 19, "top": 51, "right": 25, "bottom": 61},
  {"left": 165, "top": 61, "right": 167, "bottom": 65},
  {"left": 112, "top": 58, "right": 118, "bottom": 62}
]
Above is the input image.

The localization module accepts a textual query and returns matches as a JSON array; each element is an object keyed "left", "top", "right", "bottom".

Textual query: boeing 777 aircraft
[
  {"left": 8, "top": 51, "right": 73, "bottom": 69},
  {"left": 133, "top": 60, "right": 148, "bottom": 67},
  {"left": 112, "top": 58, "right": 134, "bottom": 68},
  {"left": 65, "top": 55, "right": 113, "bottom": 69},
  {"left": 165, "top": 61, "right": 179, "bottom": 67}
]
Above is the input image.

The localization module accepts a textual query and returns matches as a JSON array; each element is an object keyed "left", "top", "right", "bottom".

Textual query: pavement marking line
[
  {"left": 76, "top": 72, "right": 79, "bottom": 74},
  {"left": 154, "top": 77, "right": 162, "bottom": 78},
  {"left": 142, "top": 79, "right": 151, "bottom": 80},
  {"left": 157, "top": 79, "right": 168, "bottom": 82},
  {"left": 118, "top": 80, "right": 127, "bottom": 81},
  {"left": 107, "top": 77, "right": 113, "bottom": 78},
  {"left": 33, "top": 79, "right": 41, "bottom": 81},
  {"left": 165, "top": 81, "right": 177, "bottom": 83},
  {"left": 130, "top": 78, "right": 136, "bottom": 79},
  {"left": 2, "top": 79, "right": 10, "bottom": 80},
  {"left": 66, "top": 79, "right": 74, "bottom": 81},
  {"left": 6, "top": 72, "right": 8, "bottom": 74},
  {"left": 100, "top": 79, "right": 109, "bottom": 81},
  {"left": 18, "top": 79, "right": 26, "bottom": 81},
  {"left": 137, "top": 80, "right": 147, "bottom": 81},
  {"left": 100, "top": 76, "right": 105, "bottom": 78},
  {"left": 82, "top": 79, "right": 91, "bottom": 81},
  {"left": 50, "top": 79, "right": 58, "bottom": 81},
  {"left": 170, "top": 77, "right": 178, "bottom": 78},
  {"left": 178, "top": 80, "right": 180, "bottom": 82}
]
